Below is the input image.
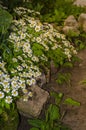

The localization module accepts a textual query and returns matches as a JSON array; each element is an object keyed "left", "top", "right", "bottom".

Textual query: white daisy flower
[
  {"left": 26, "top": 79, "right": 32, "bottom": 86},
  {"left": 32, "top": 56, "right": 39, "bottom": 62},
  {"left": 29, "top": 21, "right": 36, "bottom": 28},
  {"left": 0, "top": 91, "right": 4, "bottom": 99},
  {"left": 3, "top": 86, "right": 10, "bottom": 93},
  {"left": 17, "top": 56, "right": 23, "bottom": 61},
  {"left": 31, "top": 78, "right": 36, "bottom": 85},
  {"left": 27, "top": 72, "right": 32, "bottom": 78},
  {"left": 22, "top": 88, "right": 28, "bottom": 94},
  {"left": 0, "top": 70, "right": 4, "bottom": 76},
  {"left": 17, "top": 65, "right": 23, "bottom": 71},
  {"left": 35, "top": 25, "right": 41, "bottom": 32},
  {"left": 0, "top": 62, "right": 4, "bottom": 68},
  {"left": 11, "top": 69, "right": 17, "bottom": 74},
  {"left": 73, "top": 50, "right": 77, "bottom": 55},
  {"left": 23, "top": 95, "right": 28, "bottom": 102},
  {"left": 23, "top": 46, "right": 29, "bottom": 53},
  {"left": 36, "top": 37, "right": 41, "bottom": 43},
  {"left": 12, "top": 58, "right": 18, "bottom": 62},
  {"left": 63, "top": 41, "right": 70, "bottom": 47},
  {"left": 19, "top": 78, "right": 25, "bottom": 83},
  {"left": 3, "top": 74, "right": 10, "bottom": 81},
  {"left": 21, "top": 63, "right": 27, "bottom": 68},
  {"left": 34, "top": 71, "right": 41, "bottom": 78},
  {"left": 11, "top": 81, "right": 18, "bottom": 89},
  {"left": 5, "top": 96, "right": 12, "bottom": 104},
  {"left": 12, "top": 90, "right": 18, "bottom": 97},
  {"left": 19, "top": 82, "right": 26, "bottom": 89},
  {"left": 28, "top": 91, "right": 33, "bottom": 97},
  {"left": 27, "top": 53, "right": 32, "bottom": 58},
  {"left": 2, "top": 80, "right": 10, "bottom": 87},
  {"left": 13, "top": 76, "right": 19, "bottom": 81}
]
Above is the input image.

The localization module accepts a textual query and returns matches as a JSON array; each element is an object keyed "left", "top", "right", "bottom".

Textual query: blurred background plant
[{"left": 17, "top": 0, "right": 86, "bottom": 25}]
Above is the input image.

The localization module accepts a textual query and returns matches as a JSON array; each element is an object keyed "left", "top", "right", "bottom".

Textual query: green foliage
[
  {"left": 64, "top": 98, "right": 80, "bottom": 106},
  {"left": 66, "top": 30, "right": 80, "bottom": 38},
  {"left": 47, "top": 48, "right": 67, "bottom": 66},
  {"left": 46, "top": 104, "right": 61, "bottom": 120},
  {"left": 79, "top": 78, "right": 86, "bottom": 87},
  {"left": 0, "top": 7, "right": 13, "bottom": 34},
  {"left": 50, "top": 92, "right": 80, "bottom": 107},
  {"left": 32, "top": 43, "right": 45, "bottom": 56},
  {"left": 0, "top": 7, "right": 78, "bottom": 114},
  {"left": 67, "top": 30, "right": 86, "bottom": 51},
  {"left": 0, "top": 7, "right": 13, "bottom": 60},
  {"left": 0, "top": 108, "right": 19, "bottom": 130},
  {"left": 0, "top": 0, "right": 24, "bottom": 11},
  {"left": 30, "top": 128, "right": 39, "bottom": 130},
  {"left": 56, "top": 72, "right": 71, "bottom": 85},
  {"left": 28, "top": 104, "right": 70, "bottom": 130},
  {"left": 26, "top": 0, "right": 85, "bottom": 24},
  {"left": 28, "top": 92, "right": 80, "bottom": 130},
  {"left": 27, "top": 0, "right": 56, "bottom": 13},
  {"left": 63, "top": 62, "right": 73, "bottom": 68},
  {"left": 50, "top": 92, "right": 63, "bottom": 105}
]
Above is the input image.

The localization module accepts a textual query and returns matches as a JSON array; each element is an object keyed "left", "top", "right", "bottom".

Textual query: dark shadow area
[{"left": 17, "top": 114, "right": 31, "bottom": 130}]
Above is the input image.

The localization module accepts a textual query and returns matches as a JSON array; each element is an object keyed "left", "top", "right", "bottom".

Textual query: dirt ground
[
  {"left": 18, "top": 49, "right": 86, "bottom": 130},
  {"left": 46, "top": 49, "right": 86, "bottom": 130}
]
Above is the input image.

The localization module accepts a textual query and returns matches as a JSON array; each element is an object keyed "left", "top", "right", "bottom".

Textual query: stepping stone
[{"left": 17, "top": 85, "right": 49, "bottom": 118}]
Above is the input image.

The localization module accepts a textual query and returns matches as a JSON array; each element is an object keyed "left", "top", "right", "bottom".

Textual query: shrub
[
  {"left": 0, "top": 7, "right": 77, "bottom": 112},
  {"left": 24, "top": 0, "right": 85, "bottom": 24}
]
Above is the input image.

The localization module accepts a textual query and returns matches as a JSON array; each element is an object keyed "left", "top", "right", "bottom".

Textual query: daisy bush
[{"left": 0, "top": 7, "right": 77, "bottom": 112}]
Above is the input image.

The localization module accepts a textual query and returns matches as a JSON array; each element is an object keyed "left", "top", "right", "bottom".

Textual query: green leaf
[
  {"left": 79, "top": 79, "right": 86, "bottom": 85},
  {"left": 45, "top": 123, "right": 50, "bottom": 130},
  {"left": 5, "top": 103, "right": 10, "bottom": 109},
  {"left": 50, "top": 92, "right": 63, "bottom": 105},
  {"left": 0, "top": 108, "right": 3, "bottom": 114},
  {"left": 30, "top": 127, "right": 39, "bottom": 130},
  {"left": 48, "top": 104, "right": 61, "bottom": 120},
  {"left": 64, "top": 98, "right": 80, "bottom": 106},
  {"left": 41, "top": 124, "right": 46, "bottom": 130},
  {"left": 56, "top": 73, "right": 71, "bottom": 85},
  {"left": 63, "top": 62, "right": 73, "bottom": 68},
  {"left": 53, "top": 126, "right": 60, "bottom": 130},
  {"left": 79, "top": 43, "right": 85, "bottom": 50},
  {"left": 0, "top": 7, "right": 13, "bottom": 33},
  {"left": 61, "top": 125, "right": 72, "bottom": 130},
  {"left": 1, "top": 101, "right": 4, "bottom": 107},
  {"left": 28, "top": 119, "right": 44, "bottom": 128},
  {"left": 32, "top": 43, "right": 44, "bottom": 56}
]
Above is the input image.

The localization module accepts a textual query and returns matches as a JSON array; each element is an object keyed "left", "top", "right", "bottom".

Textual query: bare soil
[
  {"left": 46, "top": 49, "right": 86, "bottom": 130},
  {"left": 18, "top": 49, "right": 86, "bottom": 130}
]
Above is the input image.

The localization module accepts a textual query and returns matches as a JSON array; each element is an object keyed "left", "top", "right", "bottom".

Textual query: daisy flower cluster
[
  {"left": 12, "top": 7, "right": 77, "bottom": 61},
  {"left": 0, "top": 56, "right": 40, "bottom": 106},
  {"left": 0, "top": 7, "right": 77, "bottom": 107}
]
